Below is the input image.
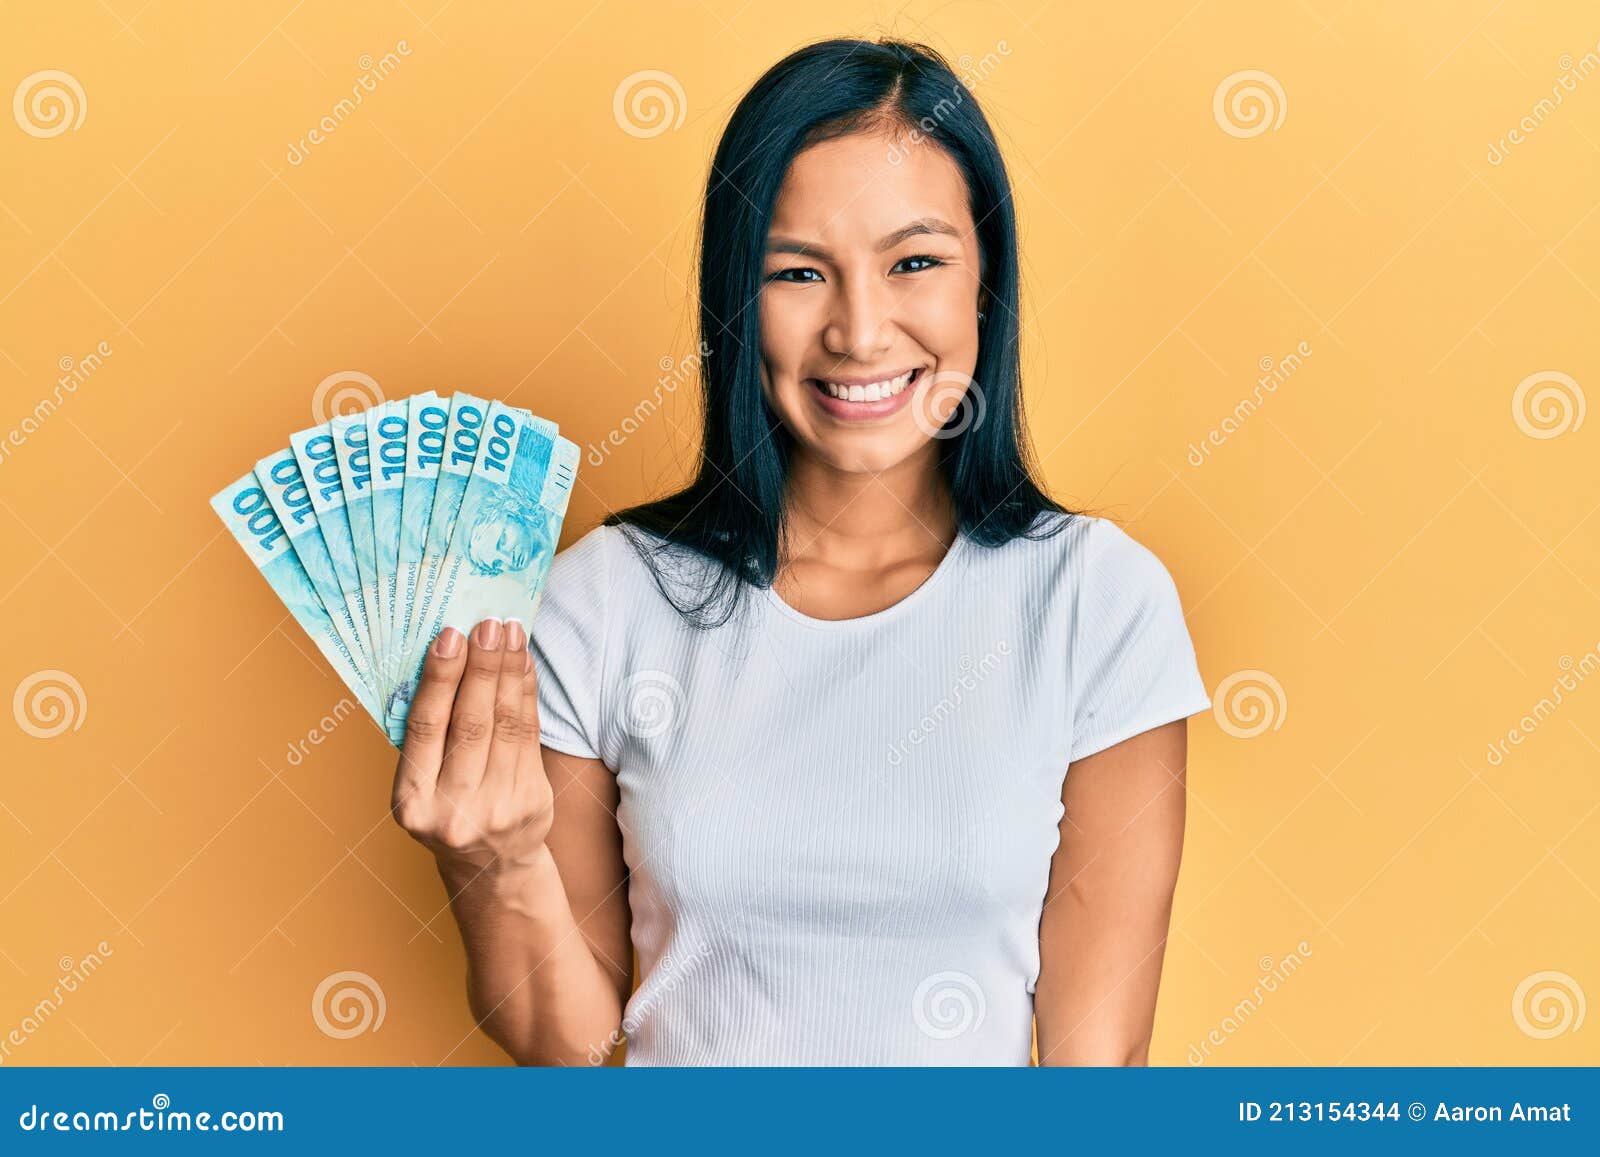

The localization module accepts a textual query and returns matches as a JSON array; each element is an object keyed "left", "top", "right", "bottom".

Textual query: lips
[
  {"left": 804, "top": 366, "right": 925, "bottom": 421},
  {"left": 812, "top": 367, "right": 918, "bottom": 401}
]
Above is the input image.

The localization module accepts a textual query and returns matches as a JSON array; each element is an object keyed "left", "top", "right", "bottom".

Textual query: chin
[{"left": 805, "top": 435, "right": 924, "bottom": 476}]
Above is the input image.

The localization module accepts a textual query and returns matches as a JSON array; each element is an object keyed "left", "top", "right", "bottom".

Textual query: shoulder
[
  {"left": 985, "top": 510, "right": 1178, "bottom": 595},
  {"left": 547, "top": 521, "right": 614, "bottom": 587},
  {"left": 554, "top": 521, "right": 614, "bottom": 563},
  {"left": 1048, "top": 517, "right": 1197, "bottom": 673},
  {"left": 549, "top": 520, "right": 714, "bottom": 613},
  {"left": 551, "top": 520, "right": 674, "bottom": 571},
  {"left": 1076, "top": 516, "right": 1185, "bottom": 606},
  {"left": 971, "top": 512, "right": 1195, "bottom": 655},
  {"left": 543, "top": 523, "right": 637, "bottom": 622}
]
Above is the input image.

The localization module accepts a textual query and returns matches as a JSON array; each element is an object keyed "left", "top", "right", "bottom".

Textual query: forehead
[{"left": 767, "top": 128, "right": 974, "bottom": 244}]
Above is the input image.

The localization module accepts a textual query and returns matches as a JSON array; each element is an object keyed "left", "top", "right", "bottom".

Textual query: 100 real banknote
[{"left": 212, "top": 393, "right": 580, "bottom": 744}]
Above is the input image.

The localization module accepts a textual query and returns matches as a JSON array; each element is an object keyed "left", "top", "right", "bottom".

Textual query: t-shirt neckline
[{"left": 763, "top": 529, "right": 969, "bottom": 630}]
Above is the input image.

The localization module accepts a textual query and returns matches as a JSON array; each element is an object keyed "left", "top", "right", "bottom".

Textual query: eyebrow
[{"left": 765, "top": 217, "right": 963, "bottom": 260}]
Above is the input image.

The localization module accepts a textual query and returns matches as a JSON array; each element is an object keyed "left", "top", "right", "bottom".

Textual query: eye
[
  {"left": 768, "top": 266, "right": 823, "bottom": 284},
  {"left": 894, "top": 254, "right": 945, "bottom": 274}
]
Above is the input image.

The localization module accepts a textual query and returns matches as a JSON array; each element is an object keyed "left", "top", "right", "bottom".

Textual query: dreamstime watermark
[
  {"left": 955, "top": 42, "right": 1014, "bottom": 91},
  {"left": 286, "top": 43, "right": 412, "bottom": 166},
  {"left": 1186, "top": 941, "right": 1313, "bottom": 1064},
  {"left": 587, "top": 342, "right": 711, "bottom": 467},
  {"left": 1511, "top": 970, "right": 1586, "bottom": 1039},
  {"left": 1510, "top": 370, "right": 1584, "bottom": 439},
  {"left": 1483, "top": 645, "right": 1600, "bottom": 767},
  {"left": 588, "top": 937, "right": 716, "bottom": 1064},
  {"left": 620, "top": 670, "right": 685, "bottom": 740},
  {"left": 13, "top": 69, "right": 86, "bottom": 138},
  {"left": 1186, "top": 341, "right": 1313, "bottom": 466},
  {"left": 909, "top": 370, "right": 987, "bottom": 440},
  {"left": 0, "top": 941, "right": 114, "bottom": 1065},
  {"left": 912, "top": 970, "right": 987, "bottom": 1040},
  {"left": 310, "top": 970, "right": 386, "bottom": 1039},
  {"left": 887, "top": 39, "right": 1012, "bottom": 165},
  {"left": 887, "top": 642, "right": 1009, "bottom": 767},
  {"left": 612, "top": 70, "right": 686, "bottom": 139},
  {"left": 310, "top": 370, "right": 385, "bottom": 423},
  {"left": 12, "top": 669, "right": 87, "bottom": 739},
  {"left": 17, "top": 1094, "right": 283, "bottom": 1133},
  {"left": 1213, "top": 70, "right": 1287, "bottom": 138},
  {"left": 1487, "top": 41, "right": 1600, "bottom": 165},
  {"left": 1212, "top": 669, "right": 1287, "bottom": 739},
  {"left": 284, "top": 697, "right": 357, "bottom": 767},
  {"left": 0, "top": 341, "right": 114, "bottom": 470}
]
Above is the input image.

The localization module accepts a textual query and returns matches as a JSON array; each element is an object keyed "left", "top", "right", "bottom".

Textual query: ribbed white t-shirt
[{"left": 529, "top": 510, "right": 1210, "bottom": 1066}]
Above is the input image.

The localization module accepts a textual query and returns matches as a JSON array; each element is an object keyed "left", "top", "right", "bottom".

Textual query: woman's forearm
[{"left": 435, "top": 843, "right": 625, "bottom": 1066}]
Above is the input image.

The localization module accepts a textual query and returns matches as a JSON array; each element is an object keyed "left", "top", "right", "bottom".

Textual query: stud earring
[{"left": 977, "top": 309, "right": 987, "bottom": 322}]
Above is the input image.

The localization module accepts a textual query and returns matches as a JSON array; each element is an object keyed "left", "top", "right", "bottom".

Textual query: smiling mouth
[{"left": 805, "top": 366, "right": 923, "bottom": 402}]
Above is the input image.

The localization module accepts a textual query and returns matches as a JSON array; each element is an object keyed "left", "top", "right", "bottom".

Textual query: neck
[{"left": 779, "top": 445, "right": 957, "bottom": 565}]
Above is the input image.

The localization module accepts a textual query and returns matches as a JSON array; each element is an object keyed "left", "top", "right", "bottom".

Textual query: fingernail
[
  {"left": 434, "top": 627, "right": 463, "bottom": 658},
  {"left": 475, "top": 618, "right": 503, "bottom": 648},
  {"left": 505, "top": 619, "right": 526, "bottom": 650}
]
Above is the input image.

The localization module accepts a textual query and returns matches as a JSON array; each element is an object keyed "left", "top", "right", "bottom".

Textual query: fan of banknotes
[{"left": 211, "top": 394, "right": 580, "bottom": 746}]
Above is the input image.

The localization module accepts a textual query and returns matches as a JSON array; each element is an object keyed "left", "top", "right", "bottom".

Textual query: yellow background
[{"left": 2, "top": 1, "right": 1596, "bottom": 1065}]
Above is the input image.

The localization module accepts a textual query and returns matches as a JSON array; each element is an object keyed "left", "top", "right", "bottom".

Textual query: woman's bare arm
[
  {"left": 1034, "top": 719, "right": 1188, "bottom": 1065},
  {"left": 392, "top": 619, "right": 632, "bottom": 1066}
]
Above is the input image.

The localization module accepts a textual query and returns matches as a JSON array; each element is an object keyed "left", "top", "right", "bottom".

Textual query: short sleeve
[
  {"left": 530, "top": 523, "right": 612, "bottom": 761},
  {"left": 1068, "top": 518, "right": 1210, "bottom": 762}
]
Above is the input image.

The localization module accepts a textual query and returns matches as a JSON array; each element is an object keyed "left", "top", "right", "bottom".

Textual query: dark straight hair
[{"left": 604, "top": 35, "right": 1076, "bottom": 628}]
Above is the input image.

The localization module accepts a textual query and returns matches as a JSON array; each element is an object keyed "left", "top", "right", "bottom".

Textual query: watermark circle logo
[
  {"left": 1212, "top": 669, "right": 1286, "bottom": 738},
  {"left": 13, "top": 669, "right": 87, "bottom": 739},
  {"left": 312, "top": 970, "right": 386, "bottom": 1039},
  {"left": 1512, "top": 970, "right": 1586, "bottom": 1039},
  {"left": 910, "top": 370, "right": 987, "bottom": 440},
  {"left": 913, "top": 970, "right": 986, "bottom": 1039},
  {"left": 1511, "top": 371, "right": 1584, "bottom": 439},
  {"left": 13, "top": 70, "right": 86, "bottom": 138},
  {"left": 1213, "top": 70, "right": 1287, "bottom": 138},
  {"left": 310, "top": 371, "right": 385, "bottom": 423},
  {"left": 613, "top": 70, "right": 686, "bottom": 139},
  {"left": 620, "top": 670, "right": 684, "bottom": 740}
]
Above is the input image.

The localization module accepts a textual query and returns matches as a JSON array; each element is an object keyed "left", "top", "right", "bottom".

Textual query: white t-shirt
[{"left": 530, "top": 510, "right": 1210, "bottom": 1065}]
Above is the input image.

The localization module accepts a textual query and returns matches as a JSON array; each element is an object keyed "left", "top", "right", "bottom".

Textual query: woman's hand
[{"left": 390, "top": 617, "right": 553, "bottom": 874}]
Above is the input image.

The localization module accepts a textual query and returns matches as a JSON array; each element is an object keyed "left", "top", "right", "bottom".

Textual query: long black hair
[{"left": 604, "top": 35, "right": 1076, "bottom": 628}]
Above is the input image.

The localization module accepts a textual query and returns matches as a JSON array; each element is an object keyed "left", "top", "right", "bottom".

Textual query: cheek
[
  {"left": 758, "top": 294, "right": 812, "bottom": 404},
  {"left": 758, "top": 290, "right": 806, "bottom": 362},
  {"left": 912, "top": 284, "right": 980, "bottom": 349}
]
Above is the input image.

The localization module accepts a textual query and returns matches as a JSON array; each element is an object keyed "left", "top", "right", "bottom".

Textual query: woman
[{"left": 390, "top": 36, "right": 1209, "bottom": 1066}]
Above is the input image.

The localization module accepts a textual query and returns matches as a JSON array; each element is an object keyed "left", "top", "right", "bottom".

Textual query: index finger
[{"left": 396, "top": 626, "right": 469, "bottom": 801}]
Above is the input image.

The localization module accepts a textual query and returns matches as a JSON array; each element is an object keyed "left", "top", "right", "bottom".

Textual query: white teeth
[{"left": 819, "top": 368, "right": 916, "bottom": 401}]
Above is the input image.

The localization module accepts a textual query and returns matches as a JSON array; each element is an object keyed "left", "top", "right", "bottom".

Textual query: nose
[{"left": 823, "top": 275, "right": 893, "bottom": 363}]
